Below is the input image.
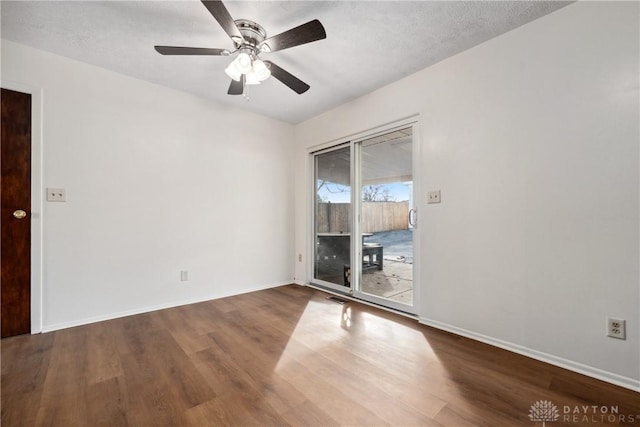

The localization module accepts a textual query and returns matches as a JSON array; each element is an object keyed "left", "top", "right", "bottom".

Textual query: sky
[{"left": 317, "top": 182, "right": 411, "bottom": 204}]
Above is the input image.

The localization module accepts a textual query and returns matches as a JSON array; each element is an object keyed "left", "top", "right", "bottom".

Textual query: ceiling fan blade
[
  {"left": 201, "top": 0, "right": 244, "bottom": 43},
  {"left": 154, "top": 46, "right": 230, "bottom": 56},
  {"left": 260, "top": 19, "right": 326, "bottom": 53},
  {"left": 264, "top": 61, "right": 310, "bottom": 94},
  {"left": 227, "top": 75, "right": 245, "bottom": 95}
]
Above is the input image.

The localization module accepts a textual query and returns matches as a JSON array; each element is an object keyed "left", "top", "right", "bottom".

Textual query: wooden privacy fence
[{"left": 316, "top": 202, "right": 409, "bottom": 233}]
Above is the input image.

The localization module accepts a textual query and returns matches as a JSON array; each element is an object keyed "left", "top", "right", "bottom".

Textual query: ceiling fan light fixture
[
  {"left": 235, "top": 52, "right": 252, "bottom": 73},
  {"left": 252, "top": 59, "right": 271, "bottom": 82},
  {"left": 245, "top": 70, "right": 261, "bottom": 85},
  {"left": 224, "top": 62, "right": 242, "bottom": 81}
]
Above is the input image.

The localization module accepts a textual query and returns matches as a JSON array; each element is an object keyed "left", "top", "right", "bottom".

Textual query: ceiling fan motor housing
[{"left": 233, "top": 19, "right": 268, "bottom": 55}]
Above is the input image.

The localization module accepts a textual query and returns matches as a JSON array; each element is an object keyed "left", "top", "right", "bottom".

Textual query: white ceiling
[{"left": 1, "top": 1, "right": 571, "bottom": 124}]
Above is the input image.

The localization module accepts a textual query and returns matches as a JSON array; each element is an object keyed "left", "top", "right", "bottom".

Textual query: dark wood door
[{"left": 1, "top": 88, "right": 32, "bottom": 338}]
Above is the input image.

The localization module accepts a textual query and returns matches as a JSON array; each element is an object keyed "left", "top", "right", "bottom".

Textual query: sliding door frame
[
  {"left": 351, "top": 119, "right": 420, "bottom": 314},
  {"left": 307, "top": 115, "right": 421, "bottom": 313},
  {"left": 308, "top": 141, "right": 354, "bottom": 293}
]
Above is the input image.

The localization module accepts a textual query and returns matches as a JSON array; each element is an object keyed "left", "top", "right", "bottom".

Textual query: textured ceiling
[{"left": 1, "top": 1, "right": 571, "bottom": 124}]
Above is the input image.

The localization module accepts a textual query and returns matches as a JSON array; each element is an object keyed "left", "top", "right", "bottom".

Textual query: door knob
[{"left": 12, "top": 210, "right": 27, "bottom": 219}]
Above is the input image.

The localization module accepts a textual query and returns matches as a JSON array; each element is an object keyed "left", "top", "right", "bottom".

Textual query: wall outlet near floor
[
  {"left": 427, "top": 190, "right": 441, "bottom": 204},
  {"left": 46, "top": 188, "right": 66, "bottom": 202},
  {"left": 607, "top": 317, "right": 626, "bottom": 339},
  {"left": 298, "top": 254, "right": 302, "bottom": 262},
  {"left": 180, "top": 270, "right": 188, "bottom": 282}
]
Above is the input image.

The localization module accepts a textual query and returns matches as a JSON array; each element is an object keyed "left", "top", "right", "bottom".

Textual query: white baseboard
[
  {"left": 419, "top": 317, "right": 640, "bottom": 393},
  {"left": 40, "top": 281, "right": 293, "bottom": 333}
]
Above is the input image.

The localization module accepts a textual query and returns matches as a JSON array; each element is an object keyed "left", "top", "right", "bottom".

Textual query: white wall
[
  {"left": 294, "top": 2, "right": 639, "bottom": 389},
  {"left": 2, "top": 40, "right": 295, "bottom": 331}
]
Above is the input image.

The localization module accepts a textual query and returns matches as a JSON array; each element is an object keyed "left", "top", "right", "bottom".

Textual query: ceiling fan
[{"left": 154, "top": 0, "right": 326, "bottom": 96}]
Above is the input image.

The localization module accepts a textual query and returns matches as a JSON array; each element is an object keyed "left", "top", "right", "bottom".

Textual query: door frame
[
  {"left": 2, "top": 79, "right": 43, "bottom": 334},
  {"left": 308, "top": 142, "right": 353, "bottom": 293},
  {"left": 351, "top": 119, "right": 420, "bottom": 314},
  {"left": 307, "top": 115, "right": 421, "bottom": 313}
]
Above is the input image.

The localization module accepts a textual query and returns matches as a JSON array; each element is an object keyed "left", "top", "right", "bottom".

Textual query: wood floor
[{"left": 2, "top": 285, "right": 639, "bottom": 426}]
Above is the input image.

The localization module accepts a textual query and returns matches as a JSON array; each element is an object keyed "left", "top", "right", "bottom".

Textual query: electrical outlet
[
  {"left": 180, "top": 270, "right": 188, "bottom": 282},
  {"left": 607, "top": 317, "right": 626, "bottom": 339},
  {"left": 427, "top": 190, "right": 441, "bottom": 204},
  {"left": 298, "top": 254, "right": 302, "bottom": 262},
  {"left": 46, "top": 188, "right": 66, "bottom": 202}
]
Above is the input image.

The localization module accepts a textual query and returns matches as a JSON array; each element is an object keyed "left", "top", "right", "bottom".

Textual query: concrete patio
[
  {"left": 361, "top": 257, "right": 413, "bottom": 305},
  {"left": 361, "top": 229, "right": 413, "bottom": 305}
]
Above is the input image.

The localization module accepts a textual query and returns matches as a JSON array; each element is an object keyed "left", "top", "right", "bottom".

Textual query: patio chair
[{"left": 362, "top": 242, "right": 383, "bottom": 271}]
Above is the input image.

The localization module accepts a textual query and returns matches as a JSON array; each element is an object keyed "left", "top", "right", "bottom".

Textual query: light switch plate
[
  {"left": 46, "top": 188, "right": 66, "bottom": 202},
  {"left": 428, "top": 190, "right": 441, "bottom": 204}
]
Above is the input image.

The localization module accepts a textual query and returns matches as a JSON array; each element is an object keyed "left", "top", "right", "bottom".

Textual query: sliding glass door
[
  {"left": 353, "top": 127, "right": 415, "bottom": 312},
  {"left": 311, "top": 121, "right": 418, "bottom": 314},
  {"left": 313, "top": 145, "right": 352, "bottom": 287}
]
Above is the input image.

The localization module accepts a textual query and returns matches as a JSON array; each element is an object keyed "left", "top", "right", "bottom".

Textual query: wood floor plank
[
  {"left": 122, "top": 328, "right": 215, "bottom": 411},
  {"left": 118, "top": 350, "right": 187, "bottom": 426},
  {"left": 279, "top": 399, "right": 340, "bottom": 426},
  {"left": 34, "top": 327, "right": 90, "bottom": 426},
  {"left": 278, "top": 357, "right": 392, "bottom": 426},
  {"left": 195, "top": 312, "right": 312, "bottom": 415},
  {"left": 299, "top": 350, "right": 444, "bottom": 426},
  {"left": 184, "top": 391, "right": 287, "bottom": 427},
  {"left": 2, "top": 284, "right": 639, "bottom": 426},
  {"left": 1, "top": 331, "right": 54, "bottom": 426},
  {"left": 85, "top": 321, "right": 124, "bottom": 385},
  {"left": 86, "top": 376, "right": 130, "bottom": 427}
]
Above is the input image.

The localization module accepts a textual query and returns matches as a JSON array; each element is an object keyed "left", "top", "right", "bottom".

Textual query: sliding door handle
[{"left": 409, "top": 208, "right": 417, "bottom": 228}]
